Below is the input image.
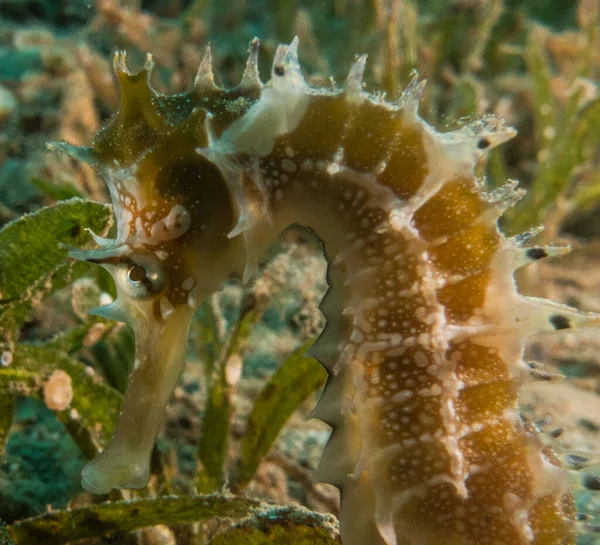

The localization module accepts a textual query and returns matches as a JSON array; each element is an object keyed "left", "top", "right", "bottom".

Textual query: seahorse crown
[{"left": 50, "top": 37, "right": 599, "bottom": 545}]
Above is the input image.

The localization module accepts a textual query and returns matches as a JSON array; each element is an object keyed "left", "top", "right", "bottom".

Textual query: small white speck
[
  {"left": 1, "top": 351, "right": 12, "bottom": 366},
  {"left": 326, "top": 162, "right": 341, "bottom": 176},
  {"left": 375, "top": 160, "right": 387, "bottom": 174}
]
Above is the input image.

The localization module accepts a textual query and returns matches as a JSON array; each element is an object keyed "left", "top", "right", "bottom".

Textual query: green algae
[
  {"left": 6, "top": 495, "right": 338, "bottom": 545},
  {"left": 0, "top": 397, "right": 86, "bottom": 523},
  {"left": 0, "top": 199, "right": 112, "bottom": 351},
  {"left": 12, "top": 344, "right": 123, "bottom": 456},
  {"left": 0, "top": 200, "right": 117, "bottom": 486},
  {"left": 237, "top": 339, "right": 326, "bottom": 488},
  {"left": 196, "top": 296, "right": 259, "bottom": 493},
  {"left": 209, "top": 505, "right": 339, "bottom": 544},
  {"left": 7, "top": 495, "right": 260, "bottom": 545},
  {"left": 0, "top": 393, "right": 15, "bottom": 459},
  {"left": 506, "top": 18, "right": 600, "bottom": 236}
]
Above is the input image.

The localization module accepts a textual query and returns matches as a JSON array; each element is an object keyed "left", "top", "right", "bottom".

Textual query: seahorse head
[
  {"left": 59, "top": 49, "right": 265, "bottom": 320},
  {"left": 48, "top": 44, "right": 267, "bottom": 493}
]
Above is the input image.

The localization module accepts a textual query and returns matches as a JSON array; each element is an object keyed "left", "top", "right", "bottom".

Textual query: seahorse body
[{"left": 50, "top": 39, "right": 599, "bottom": 545}]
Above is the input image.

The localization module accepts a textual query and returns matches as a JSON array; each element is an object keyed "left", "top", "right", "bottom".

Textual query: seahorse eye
[
  {"left": 127, "top": 265, "right": 147, "bottom": 283},
  {"left": 116, "top": 252, "right": 167, "bottom": 300}
]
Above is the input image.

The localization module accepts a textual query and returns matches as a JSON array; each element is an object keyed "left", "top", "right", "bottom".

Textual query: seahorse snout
[{"left": 81, "top": 305, "right": 194, "bottom": 495}]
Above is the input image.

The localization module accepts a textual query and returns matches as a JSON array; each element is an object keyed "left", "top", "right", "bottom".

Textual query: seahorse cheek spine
[{"left": 49, "top": 38, "right": 599, "bottom": 545}]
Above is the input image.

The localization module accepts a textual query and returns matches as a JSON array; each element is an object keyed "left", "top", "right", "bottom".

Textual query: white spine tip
[
  {"left": 563, "top": 452, "right": 600, "bottom": 470},
  {"left": 346, "top": 54, "right": 368, "bottom": 99},
  {"left": 195, "top": 45, "right": 216, "bottom": 90},
  {"left": 47, "top": 141, "right": 97, "bottom": 167},
  {"left": 285, "top": 36, "right": 300, "bottom": 66},
  {"left": 89, "top": 301, "right": 128, "bottom": 323},
  {"left": 440, "top": 116, "right": 517, "bottom": 166},
  {"left": 113, "top": 50, "right": 129, "bottom": 75},
  {"left": 485, "top": 179, "right": 520, "bottom": 203},
  {"left": 144, "top": 52, "right": 154, "bottom": 72},
  {"left": 524, "top": 296, "right": 600, "bottom": 333},
  {"left": 240, "top": 37, "right": 262, "bottom": 89},
  {"left": 227, "top": 213, "right": 254, "bottom": 239},
  {"left": 498, "top": 244, "right": 571, "bottom": 273},
  {"left": 509, "top": 225, "right": 545, "bottom": 246},
  {"left": 484, "top": 179, "right": 526, "bottom": 217},
  {"left": 87, "top": 228, "right": 113, "bottom": 248},
  {"left": 272, "top": 37, "right": 304, "bottom": 83},
  {"left": 526, "top": 361, "right": 565, "bottom": 383},
  {"left": 242, "top": 259, "right": 258, "bottom": 285},
  {"left": 469, "top": 115, "right": 517, "bottom": 152},
  {"left": 272, "top": 43, "right": 288, "bottom": 78},
  {"left": 397, "top": 72, "right": 426, "bottom": 115}
]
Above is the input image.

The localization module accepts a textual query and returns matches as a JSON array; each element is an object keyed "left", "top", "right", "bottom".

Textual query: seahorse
[{"left": 49, "top": 38, "right": 599, "bottom": 545}]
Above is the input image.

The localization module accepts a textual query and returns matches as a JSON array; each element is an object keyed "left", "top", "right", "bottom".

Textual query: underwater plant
[{"left": 5, "top": 34, "right": 591, "bottom": 545}]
